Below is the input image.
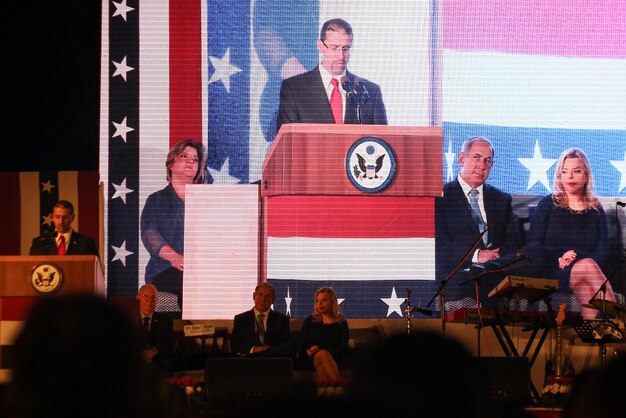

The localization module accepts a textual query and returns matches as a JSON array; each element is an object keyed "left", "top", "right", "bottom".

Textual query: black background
[{"left": 2, "top": 1, "right": 101, "bottom": 172}]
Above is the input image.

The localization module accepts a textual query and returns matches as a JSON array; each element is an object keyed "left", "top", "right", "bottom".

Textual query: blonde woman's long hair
[
  {"left": 552, "top": 148, "right": 600, "bottom": 211},
  {"left": 312, "top": 287, "right": 344, "bottom": 323}
]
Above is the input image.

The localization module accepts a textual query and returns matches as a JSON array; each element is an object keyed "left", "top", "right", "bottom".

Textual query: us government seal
[
  {"left": 30, "top": 263, "right": 64, "bottom": 294},
  {"left": 346, "top": 136, "right": 396, "bottom": 193}
]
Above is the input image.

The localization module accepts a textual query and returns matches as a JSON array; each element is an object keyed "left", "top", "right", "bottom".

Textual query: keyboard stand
[
  {"left": 478, "top": 295, "right": 556, "bottom": 405},
  {"left": 479, "top": 314, "right": 550, "bottom": 404}
]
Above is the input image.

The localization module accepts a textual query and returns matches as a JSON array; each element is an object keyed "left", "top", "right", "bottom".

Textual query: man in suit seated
[
  {"left": 435, "top": 136, "right": 523, "bottom": 306},
  {"left": 137, "top": 284, "right": 176, "bottom": 374},
  {"left": 231, "top": 283, "right": 294, "bottom": 357},
  {"left": 29, "top": 200, "right": 98, "bottom": 256},
  {"left": 277, "top": 18, "right": 387, "bottom": 129}
]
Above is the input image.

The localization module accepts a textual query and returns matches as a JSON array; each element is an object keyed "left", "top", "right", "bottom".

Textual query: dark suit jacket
[
  {"left": 277, "top": 66, "right": 387, "bottom": 130},
  {"left": 29, "top": 231, "right": 98, "bottom": 256},
  {"left": 140, "top": 311, "right": 176, "bottom": 370},
  {"left": 435, "top": 179, "right": 522, "bottom": 300},
  {"left": 231, "top": 309, "right": 292, "bottom": 356}
]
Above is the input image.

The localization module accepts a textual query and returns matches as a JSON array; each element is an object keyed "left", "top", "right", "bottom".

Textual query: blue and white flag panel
[
  {"left": 269, "top": 280, "right": 432, "bottom": 320},
  {"left": 443, "top": 123, "right": 626, "bottom": 197},
  {"left": 442, "top": 0, "right": 626, "bottom": 197}
]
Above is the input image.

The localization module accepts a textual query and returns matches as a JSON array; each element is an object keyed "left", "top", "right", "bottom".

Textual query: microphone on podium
[
  {"left": 41, "top": 228, "right": 57, "bottom": 243},
  {"left": 353, "top": 77, "right": 370, "bottom": 104},
  {"left": 340, "top": 76, "right": 354, "bottom": 100}
]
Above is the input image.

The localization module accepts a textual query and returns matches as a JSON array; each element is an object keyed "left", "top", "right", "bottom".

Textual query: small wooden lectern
[{"left": 0, "top": 255, "right": 103, "bottom": 381}]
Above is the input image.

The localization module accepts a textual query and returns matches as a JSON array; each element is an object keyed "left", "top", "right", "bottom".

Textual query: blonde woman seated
[
  {"left": 298, "top": 287, "right": 349, "bottom": 389},
  {"left": 527, "top": 148, "right": 615, "bottom": 319}
]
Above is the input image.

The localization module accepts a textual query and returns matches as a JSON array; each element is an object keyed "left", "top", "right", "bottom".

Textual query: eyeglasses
[
  {"left": 177, "top": 153, "right": 199, "bottom": 164},
  {"left": 321, "top": 39, "right": 352, "bottom": 54}
]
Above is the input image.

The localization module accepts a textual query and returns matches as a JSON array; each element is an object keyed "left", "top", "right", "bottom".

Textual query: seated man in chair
[
  {"left": 137, "top": 284, "right": 176, "bottom": 374},
  {"left": 231, "top": 283, "right": 295, "bottom": 357}
]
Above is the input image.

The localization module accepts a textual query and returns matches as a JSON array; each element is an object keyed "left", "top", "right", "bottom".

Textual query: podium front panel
[
  {"left": 0, "top": 255, "right": 103, "bottom": 382},
  {"left": 262, "top": 124, "right": 442, "bottom": 197}
]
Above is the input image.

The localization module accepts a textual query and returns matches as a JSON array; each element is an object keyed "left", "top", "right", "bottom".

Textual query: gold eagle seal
[{"left": 30, "top": 263, "right": 64, "bottom": 294}]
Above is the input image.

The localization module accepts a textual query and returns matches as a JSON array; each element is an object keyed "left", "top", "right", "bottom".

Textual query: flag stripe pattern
[
  {"left": 267, "top": 195, "right": 436, "bottom": 318},
  {"left": 170, "top": 0, "right": 203, "bottom": 146},
  {"left": 266, "top": 196, "right": 435, "bottom": 238},
  {"left": 0, "top": 298, "right": 37, "bottom": 381},
  {"left": 443, "top": 0, "right": 626, "bottom": 58}
]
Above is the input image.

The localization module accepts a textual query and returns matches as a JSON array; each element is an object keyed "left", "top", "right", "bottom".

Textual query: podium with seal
[
  {"left": 0, "top": 255, "right": 103, "bottom": 381},
  {"left": 261, "top": 123, "right": 442, "bottom": 317}
]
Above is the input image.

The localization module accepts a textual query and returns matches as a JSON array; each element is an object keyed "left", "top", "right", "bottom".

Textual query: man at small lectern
[{"left": 29, "top": 200, "right": 98, "bottom": 256}]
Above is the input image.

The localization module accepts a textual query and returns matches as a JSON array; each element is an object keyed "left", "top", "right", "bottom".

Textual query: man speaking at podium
[
  {"left": 277, "top": 18, "right": 387, "bottom": 129},
  {"left": 435, "top": 137, "right": 522, "bottom": 304},
  {"left": 29, "top": 200, "right": 98, "bottom": 256}
]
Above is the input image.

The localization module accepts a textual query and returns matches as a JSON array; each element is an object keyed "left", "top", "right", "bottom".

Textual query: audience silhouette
[{"left": 8, "top": 294, "right": 186, "bottom": 418}]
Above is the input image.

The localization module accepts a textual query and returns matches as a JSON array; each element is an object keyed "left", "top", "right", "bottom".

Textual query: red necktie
[
  {"left": 330, "top": 78, "right": 343, "bottom": 124},
  {"left": 57, "top": 235, "right": 66, "bottom": 255}
]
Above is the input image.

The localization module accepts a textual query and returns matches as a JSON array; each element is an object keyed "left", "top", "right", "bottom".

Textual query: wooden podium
[
  {"left": 0, "top": 255, "right": 104, "bottom": 299},
  {"left": 261, "top": 124, "right": 442, "bottom": 318},
  {"left": 0, "top": 255, "right": 103, "bottom": 380},
  {"left": 262, "top": 124, "right": 442, "bottom": 197}
]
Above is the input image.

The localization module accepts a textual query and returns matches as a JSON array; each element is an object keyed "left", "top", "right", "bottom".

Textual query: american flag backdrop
[
  {"left": 100, "top": 0, "right": 434, "bottom": 315},
  {"left": 100, "top": 0, "right": 625, "bottom": 318}
]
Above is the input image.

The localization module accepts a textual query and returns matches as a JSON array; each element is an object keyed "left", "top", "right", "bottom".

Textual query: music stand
[
  {"left": 580, "top": 251, "right": 626, "bottom": 367},
  {"left": 573, "top": 320, "right": 625, "bottom": 367},
  {"left": 587, "top": 250, "right": 625, "bottom": 309}
]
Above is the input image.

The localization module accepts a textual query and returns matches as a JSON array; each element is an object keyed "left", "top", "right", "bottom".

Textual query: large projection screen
[{"left": 100, "top": 0, "right": 626, "bottom": 319}]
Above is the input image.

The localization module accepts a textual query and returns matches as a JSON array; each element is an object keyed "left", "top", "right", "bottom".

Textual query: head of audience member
[
  {"left": 552, "top": 147, "right": 600, "bottom": 210},
  {"left": 165, "top": 139, "right": 206, "bottom": 184},
  {"left": 562, "top": 354, "right": 626, "bottom": 418},
  {"left": 317, "top": 18, "right": 353, "bottom": 76},
  {"left": 52, "top": 200, "right": 75, "bottom": 234},
  {"left": 253, "top": 283, "right": 276, "bottom": 313},
  {"left": 459, "top": 136, "right": 495, "bottom": 189},
  {"left": 137, "top": 283, "right": 158, "bottom": 317},
  {"left": 348, "top": 331, "right": 496, "bottom": 418},
  {"left": 12, "top": 294, "right": 143, "bottom": 418},
  {"left": 312, "top": 287, "right": 343, "bottom": 322}
]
